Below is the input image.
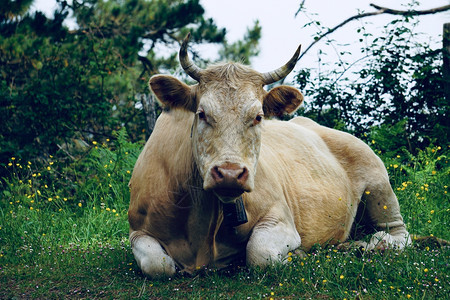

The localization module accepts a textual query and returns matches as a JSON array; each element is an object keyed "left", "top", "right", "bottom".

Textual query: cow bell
[{"left": 222, "top": 197, "right": 248, "bottom": 227}]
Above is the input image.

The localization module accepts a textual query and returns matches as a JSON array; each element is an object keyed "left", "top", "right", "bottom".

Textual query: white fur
[
  {"left": 365, "top": 231, "right": 412, "bottom": 250},
  {"left": 246, "top": 206, "right": 301, "bottom": 266},
  {"left": 130, "top": 231, "right": 176, "bottom": 277}
]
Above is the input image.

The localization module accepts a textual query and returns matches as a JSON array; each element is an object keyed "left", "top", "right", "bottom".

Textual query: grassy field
[{"left": 1, "top": 132, "right": 448, "bottom": 299}]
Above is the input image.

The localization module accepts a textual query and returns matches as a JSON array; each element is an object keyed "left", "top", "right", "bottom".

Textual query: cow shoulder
[{"left": 128, "top": 110, "right": 194, "bottom": 232}]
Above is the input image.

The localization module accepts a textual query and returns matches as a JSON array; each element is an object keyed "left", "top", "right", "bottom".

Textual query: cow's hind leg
[
  {"left": 129, "top": 231, "right": 176, "bottom": 277},
  {"left": 356, "top": 182, "right": 412, "bottom": 250}
]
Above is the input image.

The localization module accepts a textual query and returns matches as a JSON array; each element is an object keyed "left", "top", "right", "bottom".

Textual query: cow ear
[
  {"left": 263, "top": 86, "right": 304, "bottom": 117},
  {"left": 149, "top": 75, "right": 197, "bottom": 112}
]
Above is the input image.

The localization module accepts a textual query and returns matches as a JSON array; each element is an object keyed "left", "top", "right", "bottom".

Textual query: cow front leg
[
  {"left": 246, "top": 216, "right": 301, "bottom": 267},
  {"left": 129, "top": 231, "right": 176, "bottom": 278}
]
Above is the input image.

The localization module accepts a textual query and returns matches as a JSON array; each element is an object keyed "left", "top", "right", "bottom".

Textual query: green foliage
[
  {"left": 294, "top": 7, "right": 448, "bottom": 154},
  {"left": 382, "top": 145, "right": 449, "bottom": 237},
  {"left": 0, "top": 135, "right": 448, "bottom": 298},
  {"left": 0, "top": 0, "right": 260, "bottom": 173},
  {"left": 0, "top": 128, "right": 139, "bottom": 250}
]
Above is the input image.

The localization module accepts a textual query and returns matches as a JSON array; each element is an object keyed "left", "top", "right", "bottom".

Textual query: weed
[{"left": 0, "top": 135, "right": 448, "bottom": 298}]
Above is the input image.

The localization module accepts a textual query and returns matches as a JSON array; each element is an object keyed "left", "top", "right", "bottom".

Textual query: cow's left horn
[
  {"left": 179, "top": 33, "right": 203, "bottom": 82},
  {"left": 261, "top": 44, "right": 302, "bottom": 85}
]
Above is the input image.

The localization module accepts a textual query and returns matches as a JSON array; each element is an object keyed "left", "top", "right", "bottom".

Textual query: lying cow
[{"left": 128, "top": 34, "right": 411, "bottom": 277}]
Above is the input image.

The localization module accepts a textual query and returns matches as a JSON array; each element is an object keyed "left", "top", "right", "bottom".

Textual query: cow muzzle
[{"left": 207, "top": 162, "right": 250, "bottom": 198}]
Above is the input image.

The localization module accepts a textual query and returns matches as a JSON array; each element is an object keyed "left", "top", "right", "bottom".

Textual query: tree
[
  {"left": 293, "top": 1, "right": 449, "bottom": 154},
  {"left": 0, "top": 0, "right": 261, "bottom": 167}
]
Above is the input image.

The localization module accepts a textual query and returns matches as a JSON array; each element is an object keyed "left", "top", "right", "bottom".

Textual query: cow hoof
[
  {"left": 139, "top": 256, "right": 176, "bottom": 278},
  {"left": 365, "top": 231, "right": 412, "bottom": 251}
]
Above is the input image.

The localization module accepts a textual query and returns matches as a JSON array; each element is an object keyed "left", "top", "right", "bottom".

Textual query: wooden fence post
[{"left": 444, "top": 23, "right": 450, "bottom": 101}]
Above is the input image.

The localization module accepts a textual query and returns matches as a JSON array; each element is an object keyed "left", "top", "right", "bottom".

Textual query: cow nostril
[
  {"left": 212, "top": 166, "right": 224, "bottom": 179},
  {"left": 237, "top": 168, "right": 248, "bottom": 181}
]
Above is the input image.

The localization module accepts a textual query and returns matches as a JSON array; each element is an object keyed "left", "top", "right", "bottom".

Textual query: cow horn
[
  {"left": 179, "top": 33, "right": 202, "bottom": 81},
  {"left": 261, "top": 44, "right": 302, "bottom": 85}
]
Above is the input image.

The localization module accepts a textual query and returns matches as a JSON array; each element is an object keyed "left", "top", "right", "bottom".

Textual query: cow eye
[
  {"left": 197, "top": 110, "right": 208, "bottom": 123},
  {"left": 252, "top": 114, "right": 263, "bottom": 126}
]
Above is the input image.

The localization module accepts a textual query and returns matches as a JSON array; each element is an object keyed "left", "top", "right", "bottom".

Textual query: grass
[{"left": 1, "top": 131, "right": 449, "bottom": 299}]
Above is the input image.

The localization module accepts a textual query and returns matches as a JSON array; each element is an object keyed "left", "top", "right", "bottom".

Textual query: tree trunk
[
  {"left": 443, "top": 23, "right": 450, "bottom": 102},
  {"left": 140, "top": 93, "right": 158, "bottom": 140}
]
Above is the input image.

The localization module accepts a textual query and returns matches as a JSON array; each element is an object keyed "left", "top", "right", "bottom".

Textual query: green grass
[{"left": 1, "top": 133, "right": 449, "bottom": 299}]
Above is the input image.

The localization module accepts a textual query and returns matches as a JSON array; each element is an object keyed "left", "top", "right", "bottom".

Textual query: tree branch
[
  {"left": 370, "top": 3, "right": 450, "bottom": 15},
  {"left": 297, "top": 3, "right": 450, "bottom": 62}
]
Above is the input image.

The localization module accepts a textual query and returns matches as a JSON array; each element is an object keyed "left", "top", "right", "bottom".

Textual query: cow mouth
[
  {"left": 214, "top": 188, "right": 245, "bottom": 198},
  {"left": 213, "top": 188, "right": 245, "bottom": 201}
]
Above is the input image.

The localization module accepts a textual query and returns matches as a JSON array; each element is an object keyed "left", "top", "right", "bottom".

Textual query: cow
[{"left": 128, "top": 34, "right": 412, "bottom": 278}]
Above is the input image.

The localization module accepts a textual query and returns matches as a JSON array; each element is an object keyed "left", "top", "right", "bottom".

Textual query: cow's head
[{"left": 150, "top": 34, "right": 303, "bottom": 202}]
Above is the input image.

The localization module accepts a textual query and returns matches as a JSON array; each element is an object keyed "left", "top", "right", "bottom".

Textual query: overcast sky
[
  {"left": 32, "top": 0, "right": 450, "bottom": 75},
  {"left": 200, "top": 0, "right": 450, "bottom": 72}
]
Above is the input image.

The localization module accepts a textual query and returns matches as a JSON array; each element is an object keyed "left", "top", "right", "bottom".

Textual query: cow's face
[
  {"left": 149, "top": 35, "right": 303, "bottom": 202},
  {"left": 191, "top": 77, "right": 265, "bottom": 199}
]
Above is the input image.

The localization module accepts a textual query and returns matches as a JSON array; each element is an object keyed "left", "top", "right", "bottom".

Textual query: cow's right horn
[
  {"left": 179, "top": 33, "right": 203, "bottom": 82},
  {"left": 261, "top": 44, "right": 302, "bottom": 85}
]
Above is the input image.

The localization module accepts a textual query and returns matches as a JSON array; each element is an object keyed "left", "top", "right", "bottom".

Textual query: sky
[
  {"left": 31, "top": 0, "right": 450, "bottom": 75},
  {"left": 200, "top": 0, "right": 450, "bottom": 72}
]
